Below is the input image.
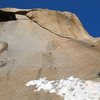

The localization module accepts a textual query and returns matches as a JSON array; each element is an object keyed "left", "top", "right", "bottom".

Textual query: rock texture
[{"left": 0, "top": 8, "right": 100, "bottom": 100}]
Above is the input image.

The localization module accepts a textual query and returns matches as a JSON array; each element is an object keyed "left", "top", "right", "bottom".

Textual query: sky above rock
[{"left": 0, "top": 0, "right": 99, "bottom": 37}]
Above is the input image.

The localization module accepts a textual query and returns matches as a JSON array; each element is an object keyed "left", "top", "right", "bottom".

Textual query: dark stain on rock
[
  {"left": 42, "top": 52, "right": 55, "bottom": 67},
  {"left": 6, "top": 70, "right": 10, "bottom": 80},
  {"left": 36, "top": 68, "right": 42, "bottom": 79},
  {"left": 54, "top": 67, "right": 56, "bottom": 70},
  {"left": 90, "top": 44, "right": 95, "bottom": 48}
]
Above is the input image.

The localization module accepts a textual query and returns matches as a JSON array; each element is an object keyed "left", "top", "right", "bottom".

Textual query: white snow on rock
[{"left": 26, "top": 76, "right": 100, "bottom": 100}]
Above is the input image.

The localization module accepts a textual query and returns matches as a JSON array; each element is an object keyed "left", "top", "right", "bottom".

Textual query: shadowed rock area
[
  {"left": 0, "top": 10, "right": 17, "bottom": 22},
  {"left": 0, "top": 8, "right": 100, "bottom": 100}
]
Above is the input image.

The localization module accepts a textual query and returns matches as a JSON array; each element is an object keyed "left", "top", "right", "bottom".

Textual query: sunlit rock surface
[{"left": 0, "top": 8, "right": 100, "bottom": 100}]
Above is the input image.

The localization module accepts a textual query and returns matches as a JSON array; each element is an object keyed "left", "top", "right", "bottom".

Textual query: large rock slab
[{"left": 0, "top": 8, "right": 100, "bottom": 100}]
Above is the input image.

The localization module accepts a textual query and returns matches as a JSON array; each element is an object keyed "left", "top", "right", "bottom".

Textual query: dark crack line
[
  {"left": 25, "top": 13, "right": 73, "bottom": 40},
  {"left": 33, "top": 20, "right": 72, "bottom": 40},
  {"left": 14, "top": 10, "right": 84, "bottom": 41}
]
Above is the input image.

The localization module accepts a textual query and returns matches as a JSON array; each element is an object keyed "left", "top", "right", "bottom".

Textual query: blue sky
[{"left": 0, "top": 0, "right": 100, "bottom": 37}]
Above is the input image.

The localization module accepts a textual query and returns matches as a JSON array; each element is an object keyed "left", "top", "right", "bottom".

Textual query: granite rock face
[{"left": 0, "top": 8, "right": 100, "bottom": 100}]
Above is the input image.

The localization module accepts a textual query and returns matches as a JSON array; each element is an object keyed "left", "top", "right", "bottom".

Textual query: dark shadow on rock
[
  {"left": 15, "top": 11, "right": 29, "bottom": 15},
  {"left": 98, "top": 73, "right": 100, "bottom": 77},
  {"left": 0, "top": 10, "right": 17, "bottom": 22}
]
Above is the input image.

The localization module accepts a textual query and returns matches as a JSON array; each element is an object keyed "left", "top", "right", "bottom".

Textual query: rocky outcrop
[
  {"left": 26, "top": 9, "right": 90, "bottom": 40},
  {"left": 0, "top": 8, "right": 100, "bottom": 100}
]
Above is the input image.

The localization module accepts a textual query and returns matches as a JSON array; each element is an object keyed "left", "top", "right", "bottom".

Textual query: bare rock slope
[{"left": 0, "top": 8, "right": 100, "bottom": 100}]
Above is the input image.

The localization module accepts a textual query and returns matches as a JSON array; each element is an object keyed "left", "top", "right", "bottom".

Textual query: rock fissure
[{"left": 29, "top": 19, "right": 72, "bottom": 40}]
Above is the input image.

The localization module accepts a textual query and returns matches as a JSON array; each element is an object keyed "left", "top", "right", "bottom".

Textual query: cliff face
[{"left": 0, "top": 8, "right": 100, "bottom": 100}]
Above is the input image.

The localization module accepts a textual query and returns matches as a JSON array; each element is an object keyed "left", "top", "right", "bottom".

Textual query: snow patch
[{"left": 26, "top": 76, "right": 100, "bottom": 100}]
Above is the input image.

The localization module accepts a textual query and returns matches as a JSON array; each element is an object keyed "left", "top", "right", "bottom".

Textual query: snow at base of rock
[{"left": 26, "top": 76, "right": 100, "bottom": 100}]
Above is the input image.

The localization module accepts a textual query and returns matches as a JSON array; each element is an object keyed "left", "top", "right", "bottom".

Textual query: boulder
[{"left": 0, "top": 8, "right": 100, "bottom": 100}]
